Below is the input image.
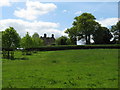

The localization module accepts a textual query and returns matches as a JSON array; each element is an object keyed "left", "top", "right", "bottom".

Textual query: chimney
[
  {"left": 44, "top": 33, "right": 47, "bottom": 38},
  {"left": 52, "top": 34, "right": 54, "bottom": 38}
]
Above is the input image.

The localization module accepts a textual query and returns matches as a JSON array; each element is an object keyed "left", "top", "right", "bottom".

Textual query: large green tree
[
  {"left": 2, "top": 27, "right": 20, "bottom": 59},
  {"left": 66, "top": 13, "right": 98, "bottom": 44}
]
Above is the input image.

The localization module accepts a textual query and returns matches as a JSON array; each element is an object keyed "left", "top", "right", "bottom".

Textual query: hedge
[
  {"left": 25, "top": 44, "right": 120, "bottom": 51},
  {"left": 2, "top": 44, "right": 120, "bottom": 51}
]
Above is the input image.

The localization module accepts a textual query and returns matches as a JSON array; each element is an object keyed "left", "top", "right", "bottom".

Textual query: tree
[
  {"left": 2, "top": 27, "right": 20, "bottom": 59},
  {"left": 93, "top": 26, "right": 113, "bottom": 44},
  {"left": 20, "top": 32, "right": 34, "bottom": 55},
  {"left": 32, "top": 32, "right": 39, "bottom": 38},
  {"left": 66, "top": 38, "right": 73, "bottom": 45},
  {"left": 65, "top": 27, "right": 80, "bottom": 45},
  {"left": 65, "top": 13, "right": 98, "bottom": 44},
  {"left": 32, "top": 33, "right": 43, "bottom": 48},
  {"left": 111, "top": 21, "right": 120, "bottom": 44},
  {"left": 21, "top": 32, "right": 33, "bottom": 49},
  {"left": 56, "top": 36, "right": 70, "bottom": 45}
]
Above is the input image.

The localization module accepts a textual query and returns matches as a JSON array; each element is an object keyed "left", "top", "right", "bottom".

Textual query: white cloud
[
  {"left": 0, "top": 0, "right": 118, "bottom": 7},
  {"left": 0, "top": 0, "right": 25, "bottom": 7},
  {"left": 96, "top": 18, "right": 118, "bottom": 27},
  {"left": 0, "top": 19, "right": 66, "bottom": 38},
  {"left": 63, "top": 10, "right": 67, "bottom": 13},
  {"left": 0, "top": 0, "right": 11, "bottom": 7},
  {"left": 28, "top": 0, "right": 119, "bottom": 2},
  {"left": 10, "top": 0, "right": 26, "bottom": 2},
  {"left": 75, "top": 11, "right": 82, "bottom": 15},
  {"left": 14, "top": 1, "right": 57, "bottom": 20}
]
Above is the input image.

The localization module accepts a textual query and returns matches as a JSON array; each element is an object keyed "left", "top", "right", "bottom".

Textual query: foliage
[
  {"left": 111, "top": 21, "right": 120, "bottom": 44},
  {"left": 65, "top": 13, "right": 115, "bottom": 45},
  {"left": 2, "top": 49, "right": 118, "bottom": 88},
  {"left": 32, "top": 32, "right": 39, "bottom": 38},
  {"left": 20, "top": 32, "right": 33, "bottom": 49},
  {"left": 20, "top": 32, "right": 44, "bottom": 55},
  {"left": 66, "top": 38, "right": 73, "bottom": 45},
  {"left": 2, "top": 27, "right": 20, "bottom": 49},
  {"left": 65, "top": 13, "right": 99, "bottom": 44},
  {"left": 56, "top": 36, "right": 70, "bottom": 45},
  {"left": 65, "top": 27, "right": 79, "bottom": 45},
  {"left": 25, "top": 45, "right": 119, "bottom": 51},
  {"left": 73, "top": 13, "right": 98, "bottom": 44},
  {"left": 0, "top": 31, "right": 2, "bottom": 49},
  {"left": 2, "top": 27, "right": 20, "bottom": 59},
  {"left": 32, "top": 33, "right": 44, "bottom": 48},
  {"left": 93, "top": 27, "right": 113, "bottom": 44}
]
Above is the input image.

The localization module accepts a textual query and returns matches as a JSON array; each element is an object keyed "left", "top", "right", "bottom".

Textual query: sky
[{"left": 0, "top": 0, "right": 119, "bottom": 45}]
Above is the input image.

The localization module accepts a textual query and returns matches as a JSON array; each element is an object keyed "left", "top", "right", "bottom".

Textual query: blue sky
[
  {"left": 2, "top": 2, "right": 118, "bottom": 29},
  {"left": 41, "top": 2, "right": 118, "bottom": 29},
  {"left": 0, "top": 1, "right": 118, "bottom": 40}
]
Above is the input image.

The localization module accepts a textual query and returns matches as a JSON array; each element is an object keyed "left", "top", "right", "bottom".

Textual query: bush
[{"left": 25, "top": 44, "right": 120, "bottom": 51}]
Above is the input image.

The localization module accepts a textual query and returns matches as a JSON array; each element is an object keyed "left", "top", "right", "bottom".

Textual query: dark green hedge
[
  {"left": 25, "top": 44, "right": 120, "bottom": 51},
  {"left": 2, "top": 44, "right": 120, "bottom": 51}
]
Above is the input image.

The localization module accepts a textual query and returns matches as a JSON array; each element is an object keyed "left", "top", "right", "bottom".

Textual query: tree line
[
  {"left": 59, "top": 13, "right": 119, "bottom": 45},
  {"left": 2, "top": 28, "right": 44, "bottom": 59},
  {"left": 1, "top": 13, "right": 120, "bottom": 59}
]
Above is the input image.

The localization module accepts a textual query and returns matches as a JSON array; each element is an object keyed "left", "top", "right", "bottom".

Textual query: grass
[{"left": 2, "top": 49, "right": 118, "bottom": 88}]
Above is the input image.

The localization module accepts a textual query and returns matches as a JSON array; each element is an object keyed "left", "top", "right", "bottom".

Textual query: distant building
[{"left": 40, "top": 34, "right": 55, "bottom": 45}]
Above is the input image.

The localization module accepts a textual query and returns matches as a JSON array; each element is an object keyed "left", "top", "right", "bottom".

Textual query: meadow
[{"left": 2, "top": 49, "right": 118, "bottom": 88}]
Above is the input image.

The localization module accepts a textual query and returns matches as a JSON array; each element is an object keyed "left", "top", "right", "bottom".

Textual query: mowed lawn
[{"left": 2, "top": 49, "right": 118, "bottom": 88}]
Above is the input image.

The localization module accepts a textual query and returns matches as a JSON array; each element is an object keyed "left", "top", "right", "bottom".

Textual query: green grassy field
[{"left": 2, "top": 49, "right": 118, "bottom": 88}]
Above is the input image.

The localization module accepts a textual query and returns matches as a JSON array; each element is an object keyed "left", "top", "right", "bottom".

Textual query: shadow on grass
[
  {"left": 14, "top": 57, "right": 29, "bottom": 60},
  {"left": 3, "top": 57, "right": 29, "bottom": 60},
  {"left": 2, "top": 55, "right": 30, "bottom": 60}
]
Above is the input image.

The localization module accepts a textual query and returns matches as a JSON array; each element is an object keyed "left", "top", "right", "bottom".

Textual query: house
[{"left": 40, "top": 34, "right": 55, "bottom": 45}]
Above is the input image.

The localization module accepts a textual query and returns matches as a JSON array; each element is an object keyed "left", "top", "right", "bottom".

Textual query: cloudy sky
[{"left": 0, "top": 0, "right": 119, "bottom": 40}]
